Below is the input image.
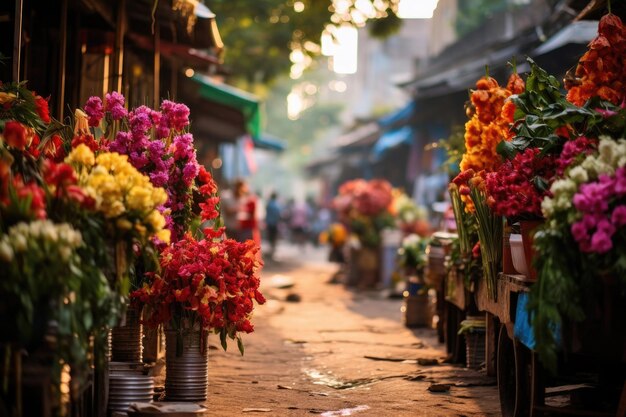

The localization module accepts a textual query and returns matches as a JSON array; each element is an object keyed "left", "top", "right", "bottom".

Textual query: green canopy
[{"left": 191, "top": 74, "right": 261, "bottom": 139}]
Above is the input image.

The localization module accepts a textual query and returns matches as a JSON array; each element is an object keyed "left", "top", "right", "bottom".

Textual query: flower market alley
[
  {"left": 4, "top": 1, "right": 626, "bottom": 416},
  {"left": 198, "top": 243, "right": 499, "bottom": 417}
]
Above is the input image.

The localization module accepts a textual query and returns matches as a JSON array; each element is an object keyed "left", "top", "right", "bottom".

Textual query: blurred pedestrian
[
  {"left": 265, "top": 191, "right": 282, "bottom": 260},
  {"left": 290, "top": 199, "right": 311, "bottom": 248},
  {"left": 220, "top": 184, "right": 239, "bottom": 237},
  {"left": 224, "top": 178, "right": 258, "bottom": 244}
]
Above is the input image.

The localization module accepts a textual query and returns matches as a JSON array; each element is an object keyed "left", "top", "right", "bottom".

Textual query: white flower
[
  {"left": 59, "top": 246, "right": 72, "bottom": 261},
  {"left": 554, "top": 195, "right": 572, "bottom": 211},
  {"left": 0, "top": 239, "right": 14, "bottom": 262},
  {"left": 581, "top": 156, "right": 614, "bottom": 177},
  {"left": 551, "top": 179, "right": 577, "bottom": 196},
  {"left": 598, "top": 137, "right": 616, "bottom": 164},
  {"left": 28, "top": 221, "right": 42, "bottom": 238},
  {"left": 403, "top": 234, "right": 421, "bottom": 247},
  {"left": 541, "top": 197, "right": 555, "bottom": 217},
  {"left": 41, "top": 221, "right": 59, "bottom": 242},
  {"left": 568, "top": 166, "right": 588, "bottom": 184},
  {"left": 12, "top": 233, "right": 27, "bottom": 252}
]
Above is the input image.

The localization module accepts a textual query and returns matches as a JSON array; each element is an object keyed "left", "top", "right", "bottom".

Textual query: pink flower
[
  {"left": 615, "top": 167, "right": 626, "bottom": 194},
  {"left": 84, "top": 96, "right": 104, "bottom": 127},
  {"left": 105, "top": 91, "right": 127, "bottom": 120},
  {"left": 611, "top": 205, "right": 626, "bottom": 226},
  {"left": 557, "top": 136, "right": 597, "bottom": 175},
  {"left": 589, "top": 229, "right": 613, "bottom": 253}
]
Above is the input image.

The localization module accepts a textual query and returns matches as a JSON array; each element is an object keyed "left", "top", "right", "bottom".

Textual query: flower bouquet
[
  {"left": 397, "top": 234, "right": 430, "bottom": 276},
  {"left": 448, "top": 71, "right": 525, "bottom": 299},
  {"left": 319, "top": 222, "right": 348, "bottom": 263},
  {"left": 82, "top": 92, "right": 199, "bottom": 243},
  {"left": 390, "top": 190, "right": 430, "bottom": 236},
  {"left": 333, "top": 179, "right": 395, "bottom": 288},
  {"left": 530, "top": 137, "right": 626, "bottom": 370},
  {"left": 0, "top": 83, "right": 126, "bottom": 404},
  {"left": 333, "top": 178, "right": 395, "bottom": 248},
  {"left": 488, "top": 12, "right": 626, "bottom": 372}
]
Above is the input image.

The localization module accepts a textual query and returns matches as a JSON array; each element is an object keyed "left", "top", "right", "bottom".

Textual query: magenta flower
[
  {"left": 611, "top": 205, "right": 626, "bottom": 226},
  {"left": 589, "top": 229, "right": 613, "bottom": 253},
  {"left": 105, "top": 91, "right": 128, "bottom": 120},
  {"left": 84, "top": 96, "right": 104, "bottom": 127}
]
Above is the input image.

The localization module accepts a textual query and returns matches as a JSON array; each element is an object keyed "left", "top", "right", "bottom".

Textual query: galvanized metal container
[{"left": 165, "top": 329, "right": 209, "bottom": 402}]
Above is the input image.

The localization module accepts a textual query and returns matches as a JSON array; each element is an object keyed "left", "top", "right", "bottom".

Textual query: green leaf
[
  {"left": 220, "top": 328, "right": 228, "bottom": 351},
  {"left": 237, "top": 336, "right": 245, "bottom": 356},
  {"left": 532, "top": 176, "right": 549, "bottom": 192},
  {"left": 496, "top": 140, "right": 517, "bottom": 160}
]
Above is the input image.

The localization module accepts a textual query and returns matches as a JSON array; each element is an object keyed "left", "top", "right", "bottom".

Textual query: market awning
[
  {"left": 371, "top": 126, "right": 413, "bottom": 161},
  {"left": 191, "top": 74, "right": 261, "bottom": 140},
  {"left": 255, "top": 133, "right": 286, "bottom": 152},
  {"left": 533, "top": 21, "right": 598, "bottom": 56},
  {"left": 333, "top": 122, "right": 380, "bottom": 150},
  {"left": 378, "top": 102, "right": 415, "bottom": 128}
]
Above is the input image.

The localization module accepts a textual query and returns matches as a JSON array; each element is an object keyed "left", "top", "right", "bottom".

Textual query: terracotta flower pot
[{"left": 519, "top": 219, "right": 543, "bottom": 281}]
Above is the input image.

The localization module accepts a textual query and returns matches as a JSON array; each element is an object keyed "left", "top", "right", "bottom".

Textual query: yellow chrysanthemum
[
  {"left": 66, "top": 144, "right": 96, "bottom": 167},
  {"left": 73, "top": 149, "right": 170, "bottom": 241}
]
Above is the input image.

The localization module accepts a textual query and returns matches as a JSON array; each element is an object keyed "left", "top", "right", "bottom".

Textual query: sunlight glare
[
  {"left": 332, "top": 25, "right": 358, "bottom": 74},
  {"left": 397, "top": 0, "right": 438, "bottom": 19},
  {"left": 287, "top": 92, "right": 303, "bottom": 120}
]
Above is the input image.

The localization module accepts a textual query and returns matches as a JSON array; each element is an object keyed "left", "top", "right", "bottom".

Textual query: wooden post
[
  {"left": 57, "top": 0, "right": 68, "bottom": 120},
  {"left": 12, "top": 0, "right": 23, "bottom": 82},
  {"left": 153, "top": 17, "right": 160, "bottom": 108},
  {"left": 113, "top": 0, "right": 126, "bottom": 92},
  {"left": 485, "top": 312, "right": 497, "bottom": 376},
  {"left": 170, "top": 61, "right": 178, "bottom": 101}
]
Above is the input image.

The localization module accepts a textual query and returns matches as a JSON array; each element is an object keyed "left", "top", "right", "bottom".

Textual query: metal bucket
[
  {"left": 108, "top": 372, "right": 154, "bottom": 412},
  {"left": 112, "top": 305, "right": 143, "bottom": 363},
  {"left": 403, "top": 293, "right": 432, "bottom": 328},
  {"left": 165, "top": 330, "right": 209, "bottom": 402}
]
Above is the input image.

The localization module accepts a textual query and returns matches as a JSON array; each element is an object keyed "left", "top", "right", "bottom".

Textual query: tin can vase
[
  {"left": 111, "top": 304, "right": 143, "bottom": 363},
  {"left": 165, "top": 329, "right": 209, "bottom": 402}
]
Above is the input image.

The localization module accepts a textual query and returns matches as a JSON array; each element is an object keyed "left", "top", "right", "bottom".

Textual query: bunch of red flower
[
  {"left": 132, "top": 233, "right": 265, "bottom": 336},
  {"left": 333, "top": 179, "right": 393, "bottom": 219},
  {"left": 566, "top": 13, "right": 626, "bottom": 106},
  {"left": 485, "top": 148, "right": 557, "bottom": 218},
  {"left": 197, "top": 166, "right": 221, "bottom": 224},
  {"left": 0, "top": 160, "right": 93, "bottom": 220}
]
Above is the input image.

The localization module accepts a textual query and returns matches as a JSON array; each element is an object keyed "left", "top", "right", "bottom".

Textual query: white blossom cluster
[
  {"left": 542, "top": 137, "right": 626, "bottom": 225},
  {"left": 0, "top": 220, "right": 83, "bottom": 263}
]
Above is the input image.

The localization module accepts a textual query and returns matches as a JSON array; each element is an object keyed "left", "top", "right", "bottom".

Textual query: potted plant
[
  {"left": 132, "top": 168, "right": 266, "bottom": 401},
  {"left": 333, "top": 179, "right": 395, "bottom": 289}
]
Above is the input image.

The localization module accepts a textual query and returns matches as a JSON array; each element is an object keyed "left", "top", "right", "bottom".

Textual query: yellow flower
[
  {"left": 127, "top": 187, "right": 153, "bottom": 212},
  {"left": 156, "top": 229, "right": 171, "bottom": 244},
  {"left": 134, "top": 223, "right": 147, "bottom": 236},
  {"left": 146, "top": 210, "right": 166, "bottom": 231},
  {"left": 66, "top": 144, "right": 95, "bottom": 167},
  {"left": 0, "top": 92, "right": 17, "bottom": 105},
  {"left": 116, "top": 219, "right": 133, "bottom": 231}
]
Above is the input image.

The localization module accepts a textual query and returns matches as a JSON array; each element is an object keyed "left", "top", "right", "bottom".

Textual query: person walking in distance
[{"left": 265, "top": 191, "right": 282, "bottom": 260}]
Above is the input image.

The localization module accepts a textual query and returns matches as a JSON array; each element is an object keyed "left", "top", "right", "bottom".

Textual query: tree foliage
[{"left": 208, "top": 0, "right": 402, "bottom": 86}]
